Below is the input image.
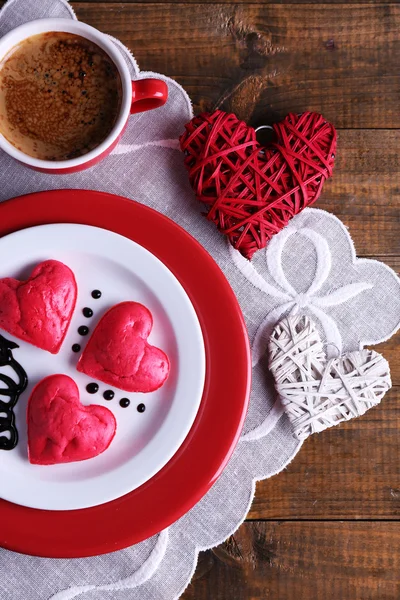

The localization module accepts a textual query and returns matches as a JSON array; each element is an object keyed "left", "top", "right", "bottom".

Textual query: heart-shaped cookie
[
  {"left": 269, "top": 315, "right": 391, "bottom": 440},
  {"left": 77, "top": 302, "right": 170, "bottom": 393},
  {"left": 27, "top": 374, "right": 116, "bottom": 465},
  {"left": 0, "top": 260, "right": 77, "bottom": 354},
  {"left": 180, "top": 111, "right": 337, "bottom": 259}
]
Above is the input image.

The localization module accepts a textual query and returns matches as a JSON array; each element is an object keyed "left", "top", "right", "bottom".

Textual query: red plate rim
[{"left": 0, "top": 189, "right": 251, "bottom": 558}]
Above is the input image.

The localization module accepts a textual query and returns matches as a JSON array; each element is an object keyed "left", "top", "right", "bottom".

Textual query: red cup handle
[{"left": 130, "top": 79, "right": 168, "bottom": 114}]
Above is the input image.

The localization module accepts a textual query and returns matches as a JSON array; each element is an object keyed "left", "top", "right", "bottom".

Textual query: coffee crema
[{"left": 0, "top": 32, "right": 122, "bottom": 161}]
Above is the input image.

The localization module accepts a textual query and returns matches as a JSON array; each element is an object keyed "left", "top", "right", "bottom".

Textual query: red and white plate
[
  {"left": 0, "top": 224, "right": 205, "bottom": 511},
  {"left": 0, "top": 190, "right": 251, "bottom": 558}
]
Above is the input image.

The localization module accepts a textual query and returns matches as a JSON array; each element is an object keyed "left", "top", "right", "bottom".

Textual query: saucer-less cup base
[{"left": 0, "top": 19, "right": 168, "bottom": 173}]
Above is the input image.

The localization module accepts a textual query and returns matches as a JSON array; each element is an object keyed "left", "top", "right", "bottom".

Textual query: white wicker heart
[{"left": 269, "top": 315, "right": 392, "bottom": 440}]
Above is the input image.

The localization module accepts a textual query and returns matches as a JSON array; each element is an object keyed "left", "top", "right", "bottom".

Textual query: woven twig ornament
[
  {"left": 179, "top": 110, "right": 337, "bottom": 259},
  {"left": 269, "top": 315, "right": 391, "bottom": 440}
]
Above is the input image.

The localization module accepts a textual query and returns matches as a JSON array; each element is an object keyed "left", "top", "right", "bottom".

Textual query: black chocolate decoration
[
  {"left": 78, "top": 325, "right": 89, "bottom": 336},
  {"left": 72, "top": 343, "right": 81, "bottom": 353},
  {"left": 103, "top": 390, "right": 114, "bottom": 400},
  {"left": 86, "top": 382, "right": 99, "bottom": 394},
  {"left": 0, "top": 335, "right": 28, "bottom": 451},
  {"left": 83, "top": 307, "right": 93, "bottom": 318},
  {"left": 119, "top": 398, "right": 130, "bottom": 408},
  {"left": 91, "top": 290, "right": 102, "bottom": 299},
  {"left": 137, "top": 403, "right": 146, "bottom": 413}
]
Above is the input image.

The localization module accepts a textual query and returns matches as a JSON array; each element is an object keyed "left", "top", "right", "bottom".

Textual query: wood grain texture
[
  {"left": 249, "top": 387, "right": 400, "bottom": 520},
  {"left": 72, "top": 3, "right": 400, "bottom": 128},
  {"left": 76, "top": 0, "right": 397, "bottom": 6},
  {"left": 374, "top": 336, "right": 400, "bottom": 384},
  {"left": 317, "top": 130, "right": 400, "bottom": 256},
  {"left": 182, "top": 521, "right": 400, "bottom": 599}
]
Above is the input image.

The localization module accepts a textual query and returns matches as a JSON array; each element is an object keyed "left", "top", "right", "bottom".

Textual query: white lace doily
[{"left": 0, "top": 2, "right": 399, "bottom": 599}]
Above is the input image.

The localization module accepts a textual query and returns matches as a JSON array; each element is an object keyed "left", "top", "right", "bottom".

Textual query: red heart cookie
[
  {"left": 27, "top": 374, "right": 116, "bottom": 465},
  {"left": 0, "top": 260, "right": 77, "bottom": 354},
  {"left": 77, "top": 302, "right": 170, "bottom": 393},
  {"left": 180, "top": 110, "right": 337, "bottom": 259}
]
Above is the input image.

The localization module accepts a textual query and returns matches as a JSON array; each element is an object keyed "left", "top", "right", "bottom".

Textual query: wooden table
[{"left": 75, "top": 1, "right": 399, "bottom": 597}]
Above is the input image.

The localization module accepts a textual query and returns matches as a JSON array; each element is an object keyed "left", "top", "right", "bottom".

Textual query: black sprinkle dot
[
  {"left": 72, "top": 343, "right": 81, "bottom": 353},
  {"left": 86, "top": 383, "right": 99, "bottom": 394},
  {"left": 120, "top": 398, "right": 130, "bottom": 408},
  {"left": 91, "top": 290, "right": 102, "bottom": 299},
  {"left": 83, "top": 307, "right": 93, "bottom": 318},
  {"left": 137, "top": 403, "right": 146, "bottom": 413},
  {"left": 103, "top": 390, "right": 115, "bottom": 401},
  {"left": 78, "top": 325, "right": 89, "bottom": 336}
]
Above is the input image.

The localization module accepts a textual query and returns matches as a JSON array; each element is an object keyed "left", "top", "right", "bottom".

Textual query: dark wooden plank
[
  {"left": 182, "top": 521, "right": 400, "bottom": 599},
  {"left": 248, "top": 387, "right": 400, "bottom": 520},
  {"left": 75, "top": 0, "right": 397, "bottom": 5},
  {"left": 374, "top": 336, "right": 400, "bottom": 385},
  {"left": 72, "top": 3, "right": 400, "bottom": 128},
  {"left": 319, "top": 130, "right": 400, "bottom": 256},
  {"left": 377, "top": 257, "right": 400, "bottom": 273}
]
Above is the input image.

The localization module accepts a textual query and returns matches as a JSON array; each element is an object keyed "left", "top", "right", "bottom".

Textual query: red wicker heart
[{"left": 179, "top": 110, "right": 337, "bottom": 259}]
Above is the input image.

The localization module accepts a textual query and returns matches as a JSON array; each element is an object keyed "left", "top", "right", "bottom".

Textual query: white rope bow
[{"left": 229, "top": 225, "right": 373, "bottom": 368}]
